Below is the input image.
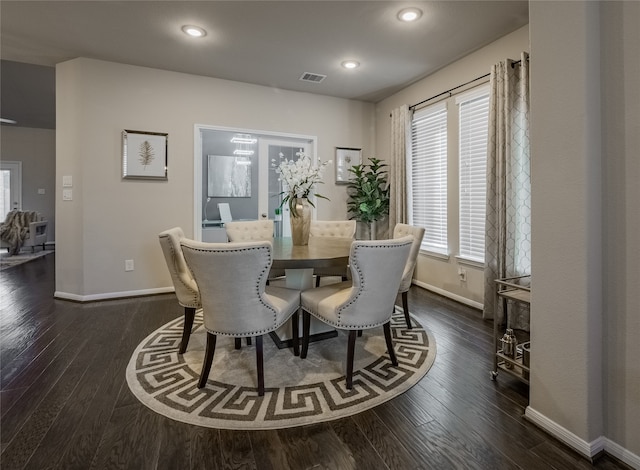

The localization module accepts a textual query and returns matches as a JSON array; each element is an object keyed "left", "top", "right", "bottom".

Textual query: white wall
[
  {"left": 55, "top": 58, "right": 374, "bottom": 299},
  {"left": 528, "top": 1, "right": 639, "bottom": 464},
  {"left": 1, "top": 126, "right": 55, "bottom": 242},
  {"left": 375, "top": 25, "right": 529, "bottom": 307},
  {"left": 600, "top": 1, "right": 640, "bottom": 460}
]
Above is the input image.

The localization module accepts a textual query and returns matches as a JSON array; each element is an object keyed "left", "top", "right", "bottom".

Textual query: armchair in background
[{"left": 0, "top": 210, "right": 48, "bottom": 255}]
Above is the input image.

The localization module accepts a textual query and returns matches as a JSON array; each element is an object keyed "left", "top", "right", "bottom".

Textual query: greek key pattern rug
[{"left": 126, "top": 309, "right": 436, "bottom": 430}]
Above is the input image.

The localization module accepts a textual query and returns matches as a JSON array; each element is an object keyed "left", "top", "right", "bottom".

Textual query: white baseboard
[
  {"left": 525, "top": 407, "right": 640, "bottom": 468},
  {"left": 605, "top": 437, "right": 640, "bottom": 469},
  {"left": 412, "top": 280, "right": 484, "bottom": 310},
  {"left": 54, "top": 286, "right": 174, "bottom": 302}
]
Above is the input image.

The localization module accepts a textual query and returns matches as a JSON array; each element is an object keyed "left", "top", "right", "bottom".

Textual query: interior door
[
  {"left": 258, "top": 139, "right": 312, "bottom": 237},
  {"left": 0, "top": 161, "right": 22, "bottom": 220}
]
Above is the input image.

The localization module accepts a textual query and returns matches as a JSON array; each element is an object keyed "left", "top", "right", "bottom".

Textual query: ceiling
[{"left": 1, "top": 1, "right": 528, "bottom": 129}]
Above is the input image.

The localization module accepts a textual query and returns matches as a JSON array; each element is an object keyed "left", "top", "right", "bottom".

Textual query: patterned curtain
[
  {"left": 483, "top": 52, "right": 531, "bottom": 328},
  {"left": 389, "top": 105, "right": 411, "bottom": 233}
]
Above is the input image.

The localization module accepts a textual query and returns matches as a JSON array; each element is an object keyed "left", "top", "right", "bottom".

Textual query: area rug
[
  {"left": 0, "top": 249, "right": 54, "bottom": 271},
  {"left": 126, "top": 309, "right": 436, "bottom": 430}
]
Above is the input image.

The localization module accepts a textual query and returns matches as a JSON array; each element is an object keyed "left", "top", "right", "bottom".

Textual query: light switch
[
  {"left": 63, "top": 189, "right": 73, "bottom": 201},
  {"left": 38, "top": 188, "right": 46, "bottom": 194},
  {"left": 63, "top": 175, "right": 73, "bottom": 187}
]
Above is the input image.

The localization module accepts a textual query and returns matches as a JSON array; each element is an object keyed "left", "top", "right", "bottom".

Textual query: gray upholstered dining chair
[
  {"left": 393, "top": 223, "right": 426, "bottom": 329},
  {"left": 225, "top": 220, "right": 274, "bottom": 242},
  {"left": 180, "top": 239, "right": 300, "bottom": 396},
  {"left": 309, "top": 220, "right": 357, "bottom": 287},
  {"left": 225, "top": 219, "right": 284, "bottom": 283},
  {"left": 300, "top": 236, "right": 413, "bottom": 389},
  {"left": 158, "top": 227, "right": 200, "bottom": 354}
]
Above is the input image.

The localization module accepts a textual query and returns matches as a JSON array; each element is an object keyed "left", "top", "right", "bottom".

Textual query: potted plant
[{"left": 346, "top": 157, "right": 390, "bottom": 239}]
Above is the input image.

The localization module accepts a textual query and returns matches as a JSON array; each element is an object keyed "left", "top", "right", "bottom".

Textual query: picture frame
[
  {"left": 122, "top": 130, "right": 168, "bottom": 180},
  {"left": 207, "top": 155, "right": 252, "bottom": 197},
  {"left": 335, "top": 147, "right": 361, "bottom": 184}
]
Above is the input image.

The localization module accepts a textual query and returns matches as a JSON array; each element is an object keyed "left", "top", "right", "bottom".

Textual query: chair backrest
[
  {"left": 225, "top": 220, "right": 274, "bottom": 242},
  {"left": 158, "top": 227, "right": 200, "bottom": 308},
  {"left": 338, "top": 236, "right": 413, "bottom": 328},
  {"left": 309, "top": 220, "right": 356, "bottom": 239},
  {"left": 393, "top": 223, "right": 426, "bottom": 293},
  {"left": 218, "top": 203, "right": 232, "bottom": 223},
  {"left": 180, "top": 239, "right": 282, "bottom": 335}
]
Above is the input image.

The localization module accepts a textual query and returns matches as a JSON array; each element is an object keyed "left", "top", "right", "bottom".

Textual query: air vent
[{"left": 299, "top": 72, "right": 326, "bottom": 83}]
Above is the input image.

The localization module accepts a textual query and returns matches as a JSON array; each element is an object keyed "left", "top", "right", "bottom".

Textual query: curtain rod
[
  {"left": 407, "top": 56, "right": 527, "bottom": 112},
  {"left": 408, "top": 72, "right": 490, "bottom": 111}
]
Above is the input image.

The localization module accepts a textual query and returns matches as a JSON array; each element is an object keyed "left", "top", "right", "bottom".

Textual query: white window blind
[
  {"left": 457, "top": 87, "right": 489, "bottom": 263},
  {"left": 410, "top": 102, "right": 448, "bottom": 254}
]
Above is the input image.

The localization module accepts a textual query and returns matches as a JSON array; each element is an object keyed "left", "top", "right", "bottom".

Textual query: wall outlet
[
  {"left": 125, "top": 259, "right": 134, "bottom": 271},
  {"left": 458, "top": 267, "right": 467, "bottom": 281},
  {"left": 38, "top": 188, "right": 46, "bottom": 194}
]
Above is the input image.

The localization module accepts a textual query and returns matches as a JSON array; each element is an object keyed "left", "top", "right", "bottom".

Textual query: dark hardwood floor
[{"left": 0, "top": 253, "right": 631, "bottom": 469}]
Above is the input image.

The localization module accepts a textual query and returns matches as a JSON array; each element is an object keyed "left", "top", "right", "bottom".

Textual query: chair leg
[
  {"left": 256, "top": 335, "right": 264, "bottom": 396},
  {"left": 198, "top": 333, "right": 217, "bottom": 388},
  {"left": 402, "top": 291, "right": 412, "bottom": 329},
  {"left": 291, "top": 309, "right": 300, "bottom": 356},
  {"left": 246, "top": 337, "right": 252, "bottom": 346},
  {"left": 383, "top": 322, "right": 398, "bottom": 366},
  {"left": 357, "top": 329, "right": 363, "bottom": 337},
  {"left": 179, "top": 307, "right": 196, "bottom": 354},
  {"left": 301, "top": 310, "right": 311, "bottom": 359},
  {"left": 235, "top": 338, "right": 242, "bottom": 350},
  {"left": 346, "top": 330, "right": 357, "bottom": 389}
]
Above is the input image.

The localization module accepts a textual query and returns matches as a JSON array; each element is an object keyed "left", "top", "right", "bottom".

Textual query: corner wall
[{"left": 528, "top": 1, "right": 639, "bottom": 464}]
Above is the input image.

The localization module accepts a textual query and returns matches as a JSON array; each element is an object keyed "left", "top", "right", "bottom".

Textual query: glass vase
[{"left": 290, "top": 198, "right": 311, "bottom": 245}]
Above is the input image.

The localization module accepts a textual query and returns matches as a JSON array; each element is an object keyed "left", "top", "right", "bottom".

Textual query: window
[
  {"left": 457, "top": 87, "right": 489, "bottom": 262},
  {"left": 410, "top": 103, "right": 447, "bottom": 254}
]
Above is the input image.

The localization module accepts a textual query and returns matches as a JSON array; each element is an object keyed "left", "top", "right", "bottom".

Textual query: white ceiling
[{"left": 1, "top": 1, "right": 528, "bottom": 127}]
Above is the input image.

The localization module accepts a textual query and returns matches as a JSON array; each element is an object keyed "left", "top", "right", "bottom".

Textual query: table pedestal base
[{"left": 271, "top": 268, "right": 337, "bottom": 348}]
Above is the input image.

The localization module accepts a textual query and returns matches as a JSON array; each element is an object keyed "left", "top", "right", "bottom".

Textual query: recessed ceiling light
[
  {"left": 398, "top": 7, "right": 423, "bottom": 22},
  {"left": 181, "top": 25, "right": 206, "bottom": 38},
  {"left": 341, "top": 60, "right": 360, "bottom": 70}
]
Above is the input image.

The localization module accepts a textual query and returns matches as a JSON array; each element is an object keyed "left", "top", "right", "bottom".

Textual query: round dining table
[
  {"left": 271, "top": 236, "right": 352, "bottom": 271},
  {"left": 269, "top": 236, "right": 353, "bottom": 347}
]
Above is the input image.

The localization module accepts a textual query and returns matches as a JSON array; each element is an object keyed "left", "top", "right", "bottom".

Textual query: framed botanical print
[
  {"left": 122, "top": 130, "right": 168, "bottom": 180},
  {"left": 335, "top": 147, "right": 361, "bottom": 184}
]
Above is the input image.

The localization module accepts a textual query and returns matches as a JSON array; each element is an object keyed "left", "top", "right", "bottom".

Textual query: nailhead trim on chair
[{"left": 304, "top": 240, "right": 411, "bottom": 330}]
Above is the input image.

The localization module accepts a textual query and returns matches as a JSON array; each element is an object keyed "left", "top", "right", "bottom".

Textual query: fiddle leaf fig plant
[{"left": 346, "top": 157, "right": 390, "bottom": 224}]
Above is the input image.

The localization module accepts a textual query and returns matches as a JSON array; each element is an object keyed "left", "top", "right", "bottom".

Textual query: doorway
[
  {"left": 259, "top": 138, "right": 312, "bottom": 237},
  {"left": 194, "top": 126, "right": 316, "bottom": 241},
  {"left": 0, "top": 161, "right": 22, "bottom": 220}
]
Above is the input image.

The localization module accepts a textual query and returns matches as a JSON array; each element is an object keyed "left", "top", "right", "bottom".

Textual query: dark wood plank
[
  {"left": 190, "top": 427, "right": 222, "bottom": 470},
  {"left": 249, "top": 430, "right": 290, "bottom": 470},
  {"left": 342, "top": 411, "right": 419, "bottom": 469},
  {"left": 276, "top": 423, "right": 356, "bottom": 469},
  {"left": 89, "top": 402, "right": 142, "bottom": 470},
  {"left": 218, "top": 429, "right": 257, "bottom": 470}
]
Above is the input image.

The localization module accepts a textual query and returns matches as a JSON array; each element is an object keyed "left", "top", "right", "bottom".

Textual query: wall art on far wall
[
  {"left": 335, "top": 147, "right": 361, "bottom": 184},
  {"left": 207, "top": 155, "right": 252, "bottom": 197},
  {"left": 122, "top": 129, "right": 168, "bottom": 180}
]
